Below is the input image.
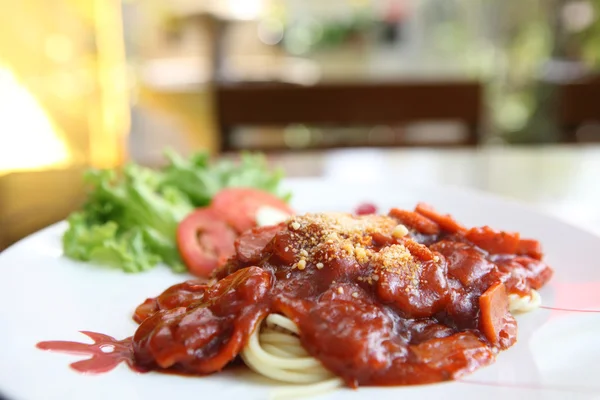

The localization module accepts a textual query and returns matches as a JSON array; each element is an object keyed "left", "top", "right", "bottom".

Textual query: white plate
[{"left": 1, "top": 179, "right": 600, "bottom": 400}]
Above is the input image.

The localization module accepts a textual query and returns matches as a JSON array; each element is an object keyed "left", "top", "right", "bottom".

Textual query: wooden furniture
[
  {"left": 215, "top": 81, "right": 483, "bottom": 152},
  {"left": 557, "top": 78, "right": 600, "bottom": 142}
]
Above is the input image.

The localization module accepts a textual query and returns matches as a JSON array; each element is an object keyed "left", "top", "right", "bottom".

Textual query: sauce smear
[{"left": 36, "top": 331, "right": 143, "bottom": 374}]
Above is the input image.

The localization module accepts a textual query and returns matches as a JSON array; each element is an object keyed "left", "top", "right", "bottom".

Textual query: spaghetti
[
  {"left": 241, "top": 314, "right": 342, "bottom": 399},
  {"left": 508, "top": 289, "right": 542, "bottom": 313}
]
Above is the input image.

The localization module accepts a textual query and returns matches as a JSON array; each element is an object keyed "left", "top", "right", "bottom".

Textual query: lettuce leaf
[
  {"left": 161, "top": 150, "right": 291, "bottom": 205},
  {"left": 62, "top": 150, "right": 288, "bottom": 273},
  {"left": 63, "top": 215, "right": 162, "bottom": 272}
]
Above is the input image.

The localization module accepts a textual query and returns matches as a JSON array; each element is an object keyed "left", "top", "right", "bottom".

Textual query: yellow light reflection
[
  {"left": 0, "top": 66, "right": 72, "bottom": 174},
  {"left": 89, "top": 0, "right": 130, "bottom": 169}
]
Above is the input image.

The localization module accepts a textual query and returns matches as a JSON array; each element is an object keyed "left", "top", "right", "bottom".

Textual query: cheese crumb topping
[
  {"left": 371, "top": 244, "right": 419, "bottom": 284},
  {"left": 297, "top": 259, "right": 306, "bottom": 270},
  {"left": 284, "top": 213, "right": 398, "bottom": 270},
  {"left": 392, "top": 224, "right": 409, "bottom": 238}
]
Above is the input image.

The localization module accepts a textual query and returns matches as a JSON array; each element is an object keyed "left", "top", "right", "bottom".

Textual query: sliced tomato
[
  {"left": 211, "top": 188, "right": 294, "bottom": 234},
  {"left": 177, "top": 208, "right": 237, "bottom": 278}
]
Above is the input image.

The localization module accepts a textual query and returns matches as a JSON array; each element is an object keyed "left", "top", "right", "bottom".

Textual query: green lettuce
[
  {"left": 161, "top": 150, "right": 291, "bottom": 205},
  {"left": 62, "top": 150, "right": 288, "bottom": 273}
]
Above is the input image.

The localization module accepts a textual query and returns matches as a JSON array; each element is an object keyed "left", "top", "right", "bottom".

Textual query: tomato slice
[
  {"left": 211, "top": 188, "right": 294, "bottom": 233},
  {"left": 177, "top": 208, "right": 237, "bottom": 277}
]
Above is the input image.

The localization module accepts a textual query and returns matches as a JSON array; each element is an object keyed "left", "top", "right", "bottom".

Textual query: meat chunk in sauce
[
  {"left": 373, "top": 245, "right": 450, "bottom": 318},
  {"left": 134, "top": 267, "right": 271, "bottom": 373}
]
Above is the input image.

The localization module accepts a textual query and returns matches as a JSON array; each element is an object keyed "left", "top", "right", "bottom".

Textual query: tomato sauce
[
  {"left": 131, "top": 207, "right": 553, "bottom": 388},
  {"left": 36, "top": 331, "right": 144, "bottom": 374}
]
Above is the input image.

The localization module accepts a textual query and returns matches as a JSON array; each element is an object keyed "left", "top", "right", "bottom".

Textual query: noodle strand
[{"left": 240, "top": 314, "right": 343, "bottom": 398}]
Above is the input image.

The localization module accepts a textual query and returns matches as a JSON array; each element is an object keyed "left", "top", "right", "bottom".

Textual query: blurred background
[{"left": 1, "top": 0, "right": 600, "bottom": 249}]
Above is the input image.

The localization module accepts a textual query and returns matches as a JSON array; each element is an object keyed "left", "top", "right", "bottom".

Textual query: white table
[{"left": 269, "top": 145, "right": 600, "bottom": 235}]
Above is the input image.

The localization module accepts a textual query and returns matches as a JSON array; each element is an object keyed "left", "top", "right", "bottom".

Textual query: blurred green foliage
[{"left": 577, "top": 0, "right": 600, "bottom": 67}]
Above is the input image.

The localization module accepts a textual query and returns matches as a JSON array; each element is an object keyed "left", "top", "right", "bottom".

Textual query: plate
[{"left": 1, "top": 179, "right": 600, "bottom": 400}]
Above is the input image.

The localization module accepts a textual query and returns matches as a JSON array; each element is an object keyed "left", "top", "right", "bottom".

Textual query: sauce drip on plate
[{"left": 36, "top": 331, "right": 144, "bottom": 374}]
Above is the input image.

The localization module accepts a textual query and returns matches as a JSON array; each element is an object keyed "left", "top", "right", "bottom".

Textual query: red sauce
[
  {"left": 129, "top": 207, "right": 553, "bottom": 388},
  {"left": 541, "top": 306, "right": 600, "bottom": 312},
  {"left": 36, "top": 331, "right": 144, "bottom": 374},
  {"left": 355, "top": 203, "right": 378, "bottom": 215}
]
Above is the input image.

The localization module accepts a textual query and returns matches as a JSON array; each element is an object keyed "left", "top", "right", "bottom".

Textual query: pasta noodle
[
  {"left": 240, "top": 314, "right": 343, "bottom": 399},
  {"left": 508, "top": 289, "right": 542, "bottom": 313}
]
